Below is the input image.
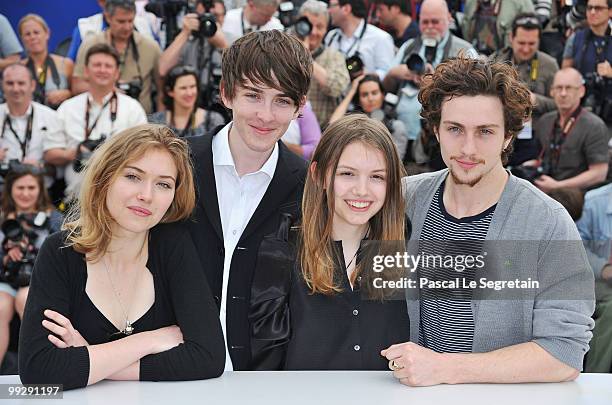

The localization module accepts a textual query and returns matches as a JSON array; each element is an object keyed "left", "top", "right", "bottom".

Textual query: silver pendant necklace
[{"left": 103, "top": 257, "right": 139, "bottom": 335}]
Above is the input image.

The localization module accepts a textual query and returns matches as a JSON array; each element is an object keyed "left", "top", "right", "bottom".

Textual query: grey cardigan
[{"left": 402, "top": 170, "right": 595, "bottom": 370}]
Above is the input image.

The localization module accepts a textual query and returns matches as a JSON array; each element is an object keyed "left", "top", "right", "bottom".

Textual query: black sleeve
[
  {"left": 139, "top": 226, "right": 225, "bottom": 380},
  {"left": 18, "top": 233, "right": 90, "bottom": 390}
]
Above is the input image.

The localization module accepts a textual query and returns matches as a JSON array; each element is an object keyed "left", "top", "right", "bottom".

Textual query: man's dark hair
[
  {"left": 339, "top": 0, "right": 367, "bottom": 19},
  {"left": 419, "top": 54, "right": 532, "bottom": 165},
  {"left": 105, "top": 0, "right": 137, "bottom": 16},
  {"left": 511, "top": 12, "right": 542, "bottom": 36},
  {"left": 85, "top": 43, "right": 121, "bottom": 67},
  {"left": 221, "top": 30, "right": 312, "bottom": 110},
  {"left": 376, "top": 0, "right": 409, "bottom": 15},
  {"left": 548, "top": 188, "right": 584, "bottom": 221}
]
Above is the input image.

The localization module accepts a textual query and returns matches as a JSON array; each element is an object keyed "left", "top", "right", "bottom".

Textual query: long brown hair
[
  {"left": 63, "top": 124, "right": 196, "bottom": 262},
  {"left": 1, "top": 167, "right": 52, "bottom": 215},
  {"left": 300, "top": 114, "right": 406, "bottom": 295}
]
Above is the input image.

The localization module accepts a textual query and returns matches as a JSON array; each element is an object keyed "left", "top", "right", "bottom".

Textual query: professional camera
[
  {"left": 583, "top": 73, "right": 612, "bottom": 124},
  {"left": 404, "top": 38, "right": 438, "bottom": 75},
  {"left": 279, "top": 1, "right": 312, "bottom": 38},
  {"left": 0, "top": 213, "right": 48, "bottom": 288},
  {"left": 369, "top": 93, "right": 400, "bottom": 134},
  {"left": 346, "top": 53, "right": 365, "bottom": 81},
  {"left": 117, "top": 79, "right": 143, "bottom": 100},
  {"left": 195, "top": 12, "right": 217, "bottom": 38},
  {"left": 73, "top": 136, "right": 107, "bottom": 173},
  {"left": 510, "top": 163, "right": 549, "bottom": 183}
]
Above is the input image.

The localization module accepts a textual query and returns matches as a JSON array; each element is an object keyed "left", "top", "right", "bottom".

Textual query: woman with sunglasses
[
  {"left": 148, "top": 66, "right": 226, "bottom": 137},
  {"left": 0, "top": 165, "right": 62, "bottom": 370},
  {"left": 18, "top": 124, "right": 225, "bottom": 389}
]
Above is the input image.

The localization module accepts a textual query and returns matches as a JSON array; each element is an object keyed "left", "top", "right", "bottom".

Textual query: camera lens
[{"left": 405, "top": 53, "right": 426, "bottom": 75}]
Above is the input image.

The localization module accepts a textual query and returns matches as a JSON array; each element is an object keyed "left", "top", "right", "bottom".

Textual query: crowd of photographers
[{"left": 0, "top": 0, "right": 610, "bottom": 372}]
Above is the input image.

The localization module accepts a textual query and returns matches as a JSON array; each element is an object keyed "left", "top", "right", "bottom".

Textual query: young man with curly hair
[{"left": 382, "top": 56, "right": 595, "bottom": 386}]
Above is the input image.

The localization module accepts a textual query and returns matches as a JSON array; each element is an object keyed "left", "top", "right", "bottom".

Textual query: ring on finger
[{"left": 388, "top": 359, "right": 404, "bottom": 371}]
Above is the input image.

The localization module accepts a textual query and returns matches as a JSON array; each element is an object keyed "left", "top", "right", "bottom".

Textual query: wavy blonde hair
[
  {"left": 63, "top": 124, "right": 196, "bottom": 261},
  {"left": 300, "top": 114, "right": 406, "bottom": 295}
]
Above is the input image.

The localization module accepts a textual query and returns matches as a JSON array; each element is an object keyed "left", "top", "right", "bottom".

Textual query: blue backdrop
[{"left": 1, "top": 0, "right": 100, "bottom": 54}]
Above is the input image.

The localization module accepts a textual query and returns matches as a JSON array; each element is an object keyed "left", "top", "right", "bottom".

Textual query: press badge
[{"left": 517, "top": 119, "right": 533, "bottom": 139}]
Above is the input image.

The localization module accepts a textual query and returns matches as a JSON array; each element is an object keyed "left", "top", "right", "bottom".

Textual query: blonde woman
[
  {"left": 250, "top": 114, "right": 410, "bottom": 370},
  {"left": 19, "top": 14, "right": 73, "bottom": 108},
  {"left": 18, "top": 124, "right": 225, "bottom": 389}
]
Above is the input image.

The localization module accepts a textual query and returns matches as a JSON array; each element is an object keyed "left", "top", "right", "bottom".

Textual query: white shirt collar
[
  {"left": 4, "top": 103, "right": 33, "bottom": 119},
  {"left": 212, "top": 122, "right": 279, "bottom": 179},
  {"left": 87, "top": 90, "right": 115, "bottom": 106},
  {"left": 342, "top": 18, "right": 366, "bottom": 40}
]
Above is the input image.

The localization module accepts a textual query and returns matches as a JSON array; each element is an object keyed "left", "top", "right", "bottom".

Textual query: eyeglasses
[
  {"left": 420, "top": 19, "right": 442, "bottom": 26},
  {"left": 551, "top": 85, "right": 582, "bottom": 92},
  {"left": 586, "top": 5, "right": 608, "bottom": 12}
]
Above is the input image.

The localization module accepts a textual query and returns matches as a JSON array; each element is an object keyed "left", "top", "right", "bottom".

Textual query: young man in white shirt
[
  {"left": 0, "top": 64, "right": 61, "bottom": 166},
  {"left": 222, "top": 0, "right": 284, "bottom": 44},
  {"left": 44, "top": 43, "right": 146, "bottom": 196},
  {"left": 184, "top": 30, "right": 312, "bottom": 371}
]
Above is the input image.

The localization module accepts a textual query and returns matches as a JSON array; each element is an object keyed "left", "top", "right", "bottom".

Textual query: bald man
[
  {"left": 382, "top": 0, "right": 475, "bottom": 160},
  {"left": 532, "top": 68, "right": 609, "bottom": 192},
  {"left": 0, "top": 63, "right": 61, "bottom": 165}
]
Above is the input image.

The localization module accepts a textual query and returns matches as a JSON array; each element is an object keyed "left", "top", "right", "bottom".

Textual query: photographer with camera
[
  {"left": 324, "top": 0, "right": 395, "bottom": 80},
  {"left": 382, "top": 0, "right": 474, "bottom": 160},
  {"left": 329, "top": 73, "right": 408, "bottom": 159},
  {"left": 292, "top": 0, "right": 350, "bottom": 129},
  {"left": 0, "top": 165, "right": 61, "bottom": 368},
  {"left": 562, "top": 0, "right": 612, "bottom": 126},
  {"left": 45, "top": 44, "right": 147, "bottom": 199},
  {"left": 148, "top": 65, "right": 226, "bottom": 136},
  {"left": 527, "top": 68, "right": 609, "bottom": 193},
  {"left": 0, "top": 64, "right": 62, "bottom": 171},
  {"left": 158, "top": 0, "right": 229, "bottom": 118},
  {"left": 72, "top": 0, "right": 163, "bottom": 114}
]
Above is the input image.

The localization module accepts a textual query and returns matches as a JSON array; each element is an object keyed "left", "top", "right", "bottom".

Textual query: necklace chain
[{"left": 103, "top": 257, "right": 140, "bottom": 335}]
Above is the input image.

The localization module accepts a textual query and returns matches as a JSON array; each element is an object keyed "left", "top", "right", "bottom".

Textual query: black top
[
  {"left": 284, "top": 241, "right": 411, "bottom": 370},
  {"left": 18, "top": 223, "right": 225, "bottom": 389},
  {"left": 185, "top": 133, "right": 307, "bottom": 370},
  {"left": 249, "top": 216, "right": 411, "bottom": 371}
]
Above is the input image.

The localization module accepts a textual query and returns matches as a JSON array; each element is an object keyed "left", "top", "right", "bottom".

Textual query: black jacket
[{"left": 184, "top": 133, "right": 307, "bottom": 370}]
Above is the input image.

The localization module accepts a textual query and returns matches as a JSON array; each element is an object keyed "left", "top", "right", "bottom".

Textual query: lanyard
[
  {"left": 544, "top": 107, "right": 583, "bottom": 171},
  {"left": 240, "top": 10, "right": 261, "bottom": 35},
  {"left": 85, "top": 92, "right": 118, "bottom": 140},
  {"left": 170, "top": 109, "right": 196, "bottom": 137},
  {"left": 327, "top": 20, "right": 368, "bottom": 57},
  {"left": 1, "top": 106, "right": 34, "bottom": 160},
  {"left": 111, "top": 33, "right": 143, "bottom": 83},
  {"left": 25, "top": 55, "right": 61, "bottom": 105}
]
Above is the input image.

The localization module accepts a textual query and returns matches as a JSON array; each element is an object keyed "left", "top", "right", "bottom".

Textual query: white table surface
[{"left": 1, "top": 371, "right": 611, "bottom": 405}]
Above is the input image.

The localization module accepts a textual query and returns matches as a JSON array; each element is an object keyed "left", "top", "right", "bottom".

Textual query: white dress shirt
[
  {"left": 324, "top": 18, "right": 395, "bottom": 78},
  {"left": 222, "top": 7, "right": 284, "bottom": 44},
  {"left": 212, "top": 122, "right": 279, "bottom": 371},
  {"left": 0, "top": 102, "right": 61, "bottom": 163},
  {"left": 48, "top": 91, "right": 147, "bottom": 193}
]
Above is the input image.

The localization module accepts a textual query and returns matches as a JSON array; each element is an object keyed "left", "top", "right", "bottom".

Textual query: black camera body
[
  {"left": 346, "top": 53, "right": 365, "bottom": 81},
  {"left": 0, "top": 159, "right": 45, "bottom": 178},
  {"left": 73, "top": 135, "right": 107, "bottom": 173},
  {"left": 0, "top": 213, "right": 48, "bottom": 289},
  {"left": 510, "top": 164, "right": 549, "bottom": 183},
  {"left": 404, "top": 38, "right": 438, "bottom": 76},
  {"left": 195, "top": 12, "right": 218, "bottom": 38},
  {"left": 583, "top": 73, "right": 612, "bottom": 124},
  {"left": 117, "top": 79, "right": 143, "bottom": 100}
]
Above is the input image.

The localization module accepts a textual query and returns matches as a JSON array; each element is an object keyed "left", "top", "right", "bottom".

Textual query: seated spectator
[
  {"left": 0, "top": 64, "right": 62, "bottom": 167},
  {"left": 148, "top": 66, "right": 226, "bottom": 137},
  {"left": 18, "top": 14, "right": 73, "bottom": 110},
  {"left": 324, "top": 0, "right": 395, "bottom": 79},
  {"left": 158, "top": 0, "right": 229, "bottom": 114},
  {"left": 530, "top": 68, "right": 608, "bottom": 193},
  {"left": 298, "top": 0, "right": 350, "bottom": 129},
  {"left": 66, "top": 0, "right": 156, "bottom": 61},
  {"left": 281, "top": 102, "right": 321, "bottom": 160},
  {"left": 222, "top": 0, "right": 283, "bottom": 44},
  {"left": 375, "top": 0, "right": 420, "bottom": 48},
  {"left": 72, "top": 0, "right": 163, "bottom": 114},
  {"left": 562, "top": 0, "right": 612, "bottom": 127},
  {"left": 18, "top": 124, "right": 225, "bottom": 389},
  {"left": 383, "top": 0, "right": 474, "bottom": 155},
  {"left": 45, "top": 44, "right": 147, "bottom": 198},
  {"left": 491, "top": 12, "right": 559, "bottom": 166},
  {"left": 461, "top": 0, "right": 535, "bottom": 55},
  {"left": 0, "top": 165, "right": 62, "bottom": 371},
  {"left": 330, "top": 74, "right": 407, "bottom": 160}
]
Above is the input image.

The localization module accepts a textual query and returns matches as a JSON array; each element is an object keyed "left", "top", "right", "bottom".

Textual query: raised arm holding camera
[
  {"left": 45, "top": 44, "right": 147, "bottom": 199},
  {"left": 158, "top": 0, "right": 229, "bottom": 118}
]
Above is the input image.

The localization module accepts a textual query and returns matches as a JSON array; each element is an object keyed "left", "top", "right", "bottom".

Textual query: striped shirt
[{"left": 417, "top": 182, "right": 496, "bottom": 353}]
